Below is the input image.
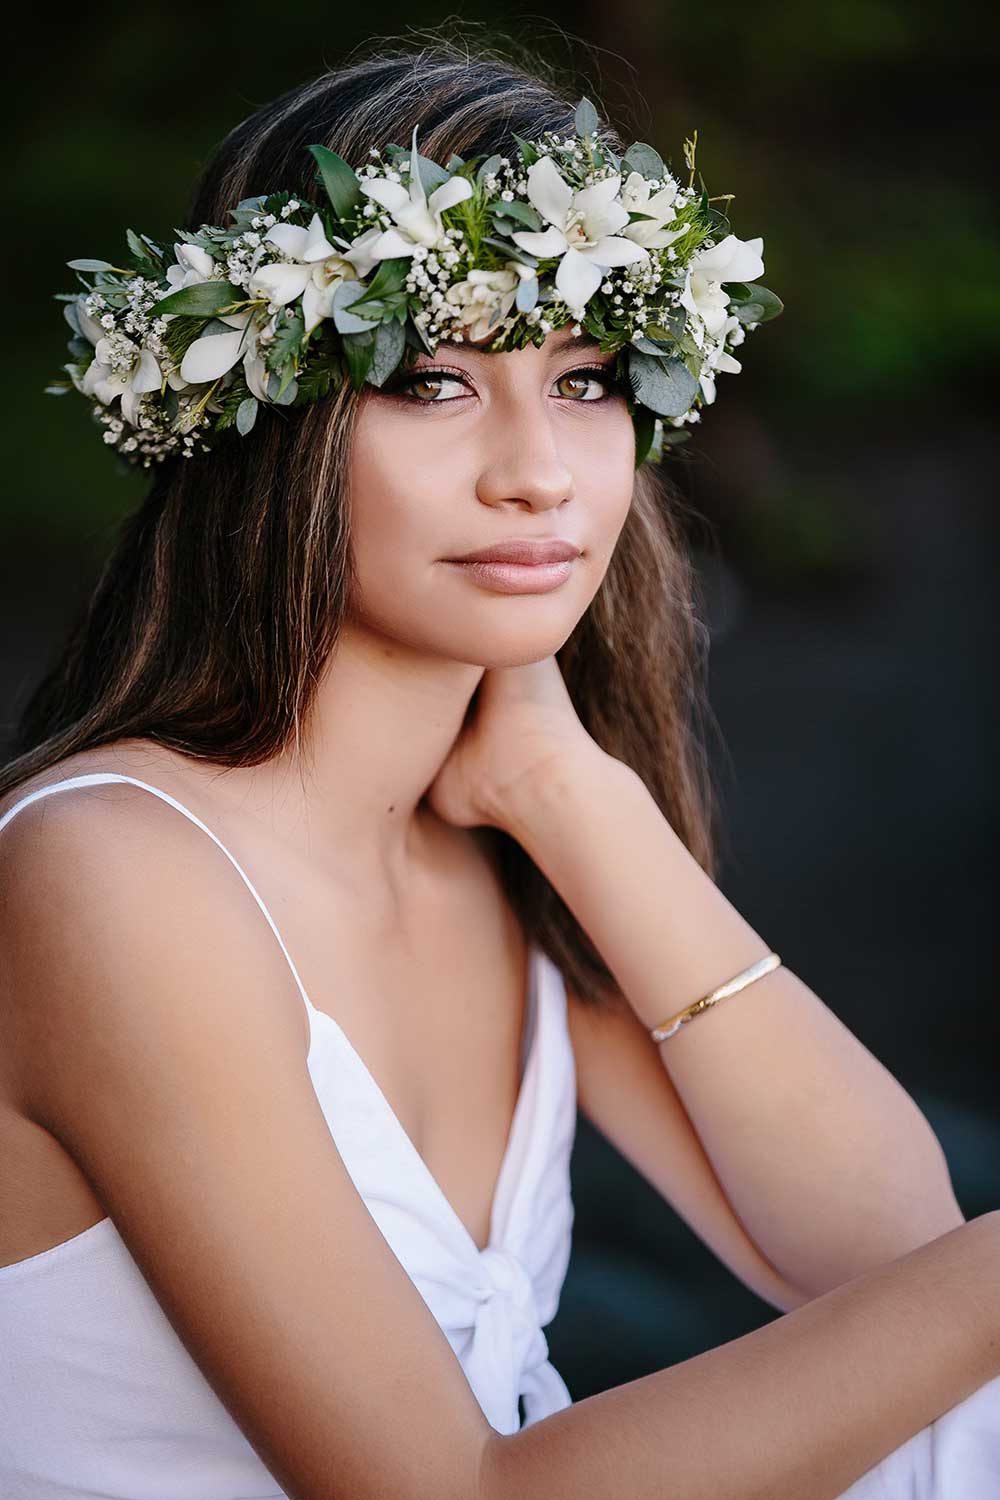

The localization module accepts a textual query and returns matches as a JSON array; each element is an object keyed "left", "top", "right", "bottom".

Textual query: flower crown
[{"left": 46, "top": 98, "right": 782, "bottom": 472}]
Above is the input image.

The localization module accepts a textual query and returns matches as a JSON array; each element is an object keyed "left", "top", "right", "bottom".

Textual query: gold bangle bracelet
[{"left": 649, "top": 952, "right": 782, "bottom": 1043}]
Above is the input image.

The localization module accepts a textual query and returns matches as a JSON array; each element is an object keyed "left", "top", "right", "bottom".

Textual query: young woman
[{"left": 2, "top": 35, "right": 998, "bottom": 1500}]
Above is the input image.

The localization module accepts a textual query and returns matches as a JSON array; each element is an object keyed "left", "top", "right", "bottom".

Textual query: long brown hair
[{"left": 3, "top": 28, "right": 721, "bottom": 1009}]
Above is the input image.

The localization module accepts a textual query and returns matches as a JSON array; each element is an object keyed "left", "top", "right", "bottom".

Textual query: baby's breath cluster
[{"left": 46, "top": 97, "right": 782, "bottom": 471}]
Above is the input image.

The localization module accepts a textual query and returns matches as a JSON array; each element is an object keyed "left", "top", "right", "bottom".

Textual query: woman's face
[{"left": 346, "top": 324, "right": 636, "bottom": 668}]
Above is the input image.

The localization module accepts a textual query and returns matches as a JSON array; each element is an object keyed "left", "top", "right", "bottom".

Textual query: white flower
[
  {"left": 679, "top": 234, "right": 765, "bottom": 339},
  {"left": 695, "top": 313, "right": 746, "bottom": 404},
  {"left": 357, "top": 126, "right": 474, "bottom": 258},
  {"left": 443, "top": 265, "right": 523, "bottom": 343},
  {"left": 163, "top": 241, "right": 216, "bottom": 291},
  {"left": 80, "top": 333, "right": 163, "bottom": 426},
  {"left": 509, "top": 156, "right": 648, "bottom": 311},
  {"left": 247, "top": 212, "right": 368, "bottom": 334},
  {"left": 178, "top": 308, "right": 272, "bottom": 401},
  {"left": 618, "top": 171, "right": 689, "bottom": 252}
]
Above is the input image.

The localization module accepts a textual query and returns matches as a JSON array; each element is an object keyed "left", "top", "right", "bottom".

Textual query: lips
[{"left": 446, "top": 538, "right": 581, "bottom": 565}]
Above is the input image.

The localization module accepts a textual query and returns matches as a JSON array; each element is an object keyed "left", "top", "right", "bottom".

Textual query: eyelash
[{"left": 385, "top": 362, "right": 626, "bottom": 405}]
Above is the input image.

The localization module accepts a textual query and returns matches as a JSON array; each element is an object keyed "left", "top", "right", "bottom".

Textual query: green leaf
[
  {"left": 307, "top": 144, "right": 362, "bottom": 223},
  {"left": 236, "top": 397, "right": 258, "bottom": 435},
  {"left": 264, "top": 367, "right": 298, "bottom": 403},
  {"left": 152, "top": 281, "right": 244, "bottom": 317},
  {"left": 632, "top": 404, "right": 656, "bottom": 467},
  {"left": 488, "top": 198, "right": 542, "bottom": 231},
  {"left": 66, "top": 258, "right": 114, "bottom": 272},
  {"left": 445, "top": 152, "right": 466, "bottom": 172},
  {"left": 729, "top": 282, "right": 784, "bottom": 323},
  {"left": 476, "top": 153, "right": 504, "bottom": 188},
  {"left": 411, "top": 147, "right": 452, "bottom": 197},
  {"left": 43, "top": 381, "right": 73, "bottom": 395},
  {"left": 125, "top": 228, "right": 162, "bottom": 264},
  {"left": 331, "top": 281, "right": 381, "bottom": 334},
  {"left": 264, "top": 314, "right": 304, "bottom": 374},
  {"left": 515, "top": 276, "right": 539, "bottom": 313},
  {"left": 574, "top": 97, "right": 599, "bottom": 138},
  {"left": 482, "top": 236, "right": 538, "bottom": 267},
  {"left": 347, "top": 257, "right": 409, "bottom": 305},
  {"left": 341, "top": 329, "right": 376, "bottom": 390},
  {"left": 705, "top": 207, "right": 731, "bottom": 235},
  {"left": 621, "top": 143, "right": 666, "bottom": 181},
  {"left": 627, "top": 348, "right": 700, "bottom": 417},
  {"left": 510, "top": 132, "right": 540, "bottom": 168},
  {"left": 367, "top": 317, "right": 406, "bottom": 387}
]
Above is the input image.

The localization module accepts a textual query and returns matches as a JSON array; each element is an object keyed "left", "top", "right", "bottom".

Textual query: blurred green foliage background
[{"left": 4, "top": 2, "right": 998, "bottom": 1407}]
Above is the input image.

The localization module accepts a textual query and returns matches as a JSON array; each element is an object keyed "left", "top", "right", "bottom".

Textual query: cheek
[{"left": 347, "top": 438, "right": 445, "bottom": 603}]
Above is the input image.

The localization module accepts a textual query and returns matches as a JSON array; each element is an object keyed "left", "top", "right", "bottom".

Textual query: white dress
[{"left": 0, "top": 772, "right": 997, "bottom": 1498}]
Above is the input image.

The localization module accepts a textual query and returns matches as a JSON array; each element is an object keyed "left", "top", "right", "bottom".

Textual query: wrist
[{"left": 482, "top": 739, "right": 638, "bottom": 842}]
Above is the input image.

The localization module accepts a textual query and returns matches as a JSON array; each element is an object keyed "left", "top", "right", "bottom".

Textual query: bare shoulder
[
  {"left": 0, "top": 770, "right": 307, "bottom": 1121},
  {"left": 0, "top": 764, "right": 493, "bottom": 1495}
]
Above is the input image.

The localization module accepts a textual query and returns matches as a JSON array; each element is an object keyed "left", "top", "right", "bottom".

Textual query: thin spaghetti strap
[{"left": 0, "top": 773, "right": 317, "bottom": 1030}]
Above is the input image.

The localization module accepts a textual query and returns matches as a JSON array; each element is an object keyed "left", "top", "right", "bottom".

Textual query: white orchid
[
  {"left": 79, "top": 333, "right": 163, "bottom": 426},
  {"left": 178, "top": 307, "right": 272, "bottom": 400},
  {"left": 443, "top": 265, "right": 527, "bottom": 343},
  {"left": 247, "top": 212, "right": 374, "bottom": 334},
  {"left": 697, "top": 316, "right": 746, "bottom": 404},
  {"left": 618, "top": 171, "right": 689, "bottom": 252},
  {"left": 163, "top": 241, "right": 216, "bottom": 292},
  {"left": 509, "top": 157, "right": 649, "bottom": 312},
  {"left": 679, "top": 233, "right": 765, "bottom": 340},
  {"left": 358, "top": 126, "right": 474, "bottom": 259}
]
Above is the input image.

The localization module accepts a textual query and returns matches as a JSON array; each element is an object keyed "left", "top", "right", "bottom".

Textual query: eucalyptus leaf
[
  {"left": 411, "top": 149, "right": 452, "bottom": 197},
  {"left": 67, "top": 336, "right": 92, "bottom": 360},
  {"left": 705, "top": 207, "right": 731, "bottom": 235},
  {"left": 476, "top": 153, "right": 504, "bottom": 188},
  {"left": 482, "top": 236, "right": 539, "bottom": 268},
  {"left": 445, "top": 153, "right": 466, "bottom": 172},
  {"left": 67, "top": 258, "right": 114, "bottom": 272},
  {"left": 367, "top": 317, "right": 406, "bottom": 387},
  {"left": 125, "top": 228, "right": 159, "bottom": 263},
  {"left": 152, "top": 281, "right": 243, "bottom": 317},
  {"left": 235, "top": 396, "right": 258, "bottom": 435},
  {"left": 307, "top": 144, "right": 362, "bottom": 223},
  {"left": 730, "top": 283, "right": 783, "bottom": 322},
  {"left": 43, "top": 382, "right": 73, "bottom": 395},
  {"left": 265, "top": 367, "right": 298, "bottom": 404},
  {"left": 331, "top": 280, "right": 381, "bottom": 333},
  {"left": 630, "top": 334, "right": 673, "bottom": 356},
  {"left": 622, "top": 143, "right": 666, "bottom": 181},
  {"left": 488, "top": 198, "right": 542, "bottom": 231},
  {"left": 515, "top": 276, "right": 539, "bottom": 313},
  {"left": 63, "top": 302, "right": 82, "bottom": 335},
  {"left": 574, "top": 97, "right": 599, "bottom": 138},
  {"left": 627, "top": 348, "right": 700, "bottom": 417}
]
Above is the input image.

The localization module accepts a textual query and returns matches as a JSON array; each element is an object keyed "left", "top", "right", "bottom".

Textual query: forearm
[
  {"left": 478, "top": 1212, "right": 1000, "bottom": 1500},
  {"left": 494, "top": 748, "right": 964, "bottom": 1299}
]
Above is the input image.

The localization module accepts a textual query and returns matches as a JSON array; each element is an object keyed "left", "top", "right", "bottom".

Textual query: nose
[{"left": 474, "top": 390, "right": 575, "bottom": 513}]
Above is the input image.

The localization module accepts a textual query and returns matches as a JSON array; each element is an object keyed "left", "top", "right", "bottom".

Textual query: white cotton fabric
[
  {"left": 2, "top": 773, "right": 998, "bottom": 1497},
  {"left": 0, "top": 773, "right": 577, "bottom": 1497}
]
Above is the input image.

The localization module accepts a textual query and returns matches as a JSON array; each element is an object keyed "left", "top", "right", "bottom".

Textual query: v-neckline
[{"left": 306, "top": 941, "right": 541, "bottom": 1258}]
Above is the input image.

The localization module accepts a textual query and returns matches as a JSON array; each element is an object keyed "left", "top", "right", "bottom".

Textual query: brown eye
[
  {"left": 391, "top": 371, "right": 470, "bottom": 402},
  {"left": 553, "top": 367, "right": 619, "bottom": 401}
]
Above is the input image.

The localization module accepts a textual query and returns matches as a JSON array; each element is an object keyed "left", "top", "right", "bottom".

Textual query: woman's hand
[{"left": 426, "top": 655, "right": 603, "bottom": 830}]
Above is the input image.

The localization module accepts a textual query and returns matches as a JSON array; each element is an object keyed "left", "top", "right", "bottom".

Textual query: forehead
[{"left": 427, "top": 327, "right": 607, "bottom": 358}]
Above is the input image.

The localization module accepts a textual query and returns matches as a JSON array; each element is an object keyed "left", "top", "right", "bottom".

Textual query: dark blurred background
[{"left": 4, "top": 4, "right": 997, "bottom": 1404}]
